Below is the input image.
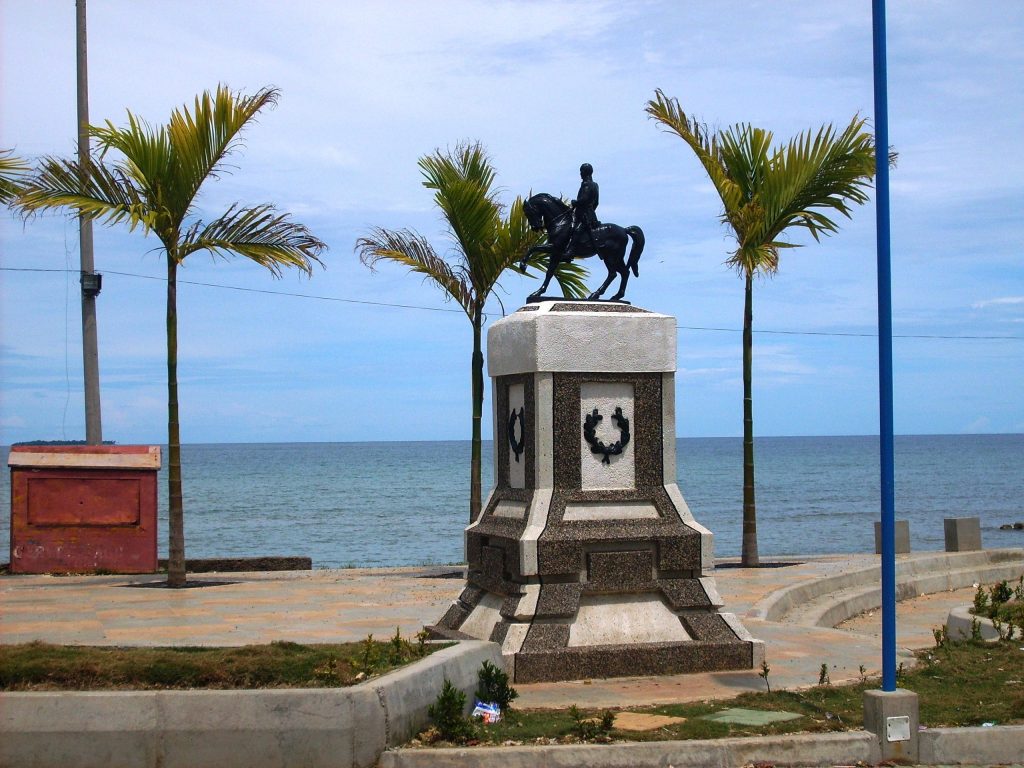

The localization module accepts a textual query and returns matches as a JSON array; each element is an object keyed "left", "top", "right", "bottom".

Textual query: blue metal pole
[{"left": 872, "top": 0, "right": 897, "bottom": 692}]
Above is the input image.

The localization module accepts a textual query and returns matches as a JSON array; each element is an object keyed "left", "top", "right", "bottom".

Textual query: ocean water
[{"left": 2, "top": 435, "right": 1022, "bottom": 568}]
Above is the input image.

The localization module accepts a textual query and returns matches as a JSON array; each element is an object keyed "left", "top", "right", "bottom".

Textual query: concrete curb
[
  {"left": 379, "top": 725, "right": 1024, "bottom": 768},
  {"left": 919, "top": 724, "right": 1024, "bottom": 765},
  {"left": 0, "top": 640, "right": 502, "bottom": 768},
  {"left": 945, "top": 604, "right": 1004, "bottom": 641},
  {"left": 752, "top": 548, "right": 1024, "bottom": 625},
  {"left": 379, "top": 731, "right": 881, "bottom": 768},
  {"left": 807, "top": 559, "right": 1024, "bottom": 629}
]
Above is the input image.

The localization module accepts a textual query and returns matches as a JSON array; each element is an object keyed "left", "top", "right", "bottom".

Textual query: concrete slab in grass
[
  {"left": 701, "top": 707, "right": 802, "bottom": 725},
  {"left": 612, "top": 712, "right": 686, "bottom": 731}
]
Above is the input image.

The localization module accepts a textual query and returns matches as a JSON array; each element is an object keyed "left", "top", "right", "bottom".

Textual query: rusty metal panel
[
  {"left": 8, "top": 446, "right": 160, "bottom": 574},
  {"left": 27, "top": 476, "right": 142, "bottom": 526}
]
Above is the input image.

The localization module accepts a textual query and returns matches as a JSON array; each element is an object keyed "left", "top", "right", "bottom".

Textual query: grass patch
[
  {"left": 1, "top": 629, "right": 447, "bottom": 691},
  {"left": 437, "top": 639, "right": 1024, "bottom": 747}
]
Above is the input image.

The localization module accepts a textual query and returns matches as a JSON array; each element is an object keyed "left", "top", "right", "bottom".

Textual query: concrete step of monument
[{"left": 752, "top": 549, "right": 1024, "bottom": 627}]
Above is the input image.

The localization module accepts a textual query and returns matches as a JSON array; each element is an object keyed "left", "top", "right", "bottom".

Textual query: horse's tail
[{"left": 625, "top": 226, "right": 644, "bottom": 277}]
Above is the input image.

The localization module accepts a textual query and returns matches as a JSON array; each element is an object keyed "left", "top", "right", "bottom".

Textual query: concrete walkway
[{"left": 2, "top": 549, "right": 1022, "bottom": 710}]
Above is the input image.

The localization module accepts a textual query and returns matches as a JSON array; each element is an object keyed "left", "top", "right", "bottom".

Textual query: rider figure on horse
[{"left": 565, "top": 163, "right": 599, "bottom": 256}]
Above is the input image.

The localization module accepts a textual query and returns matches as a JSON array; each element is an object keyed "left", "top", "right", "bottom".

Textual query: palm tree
[
  {"left": 0, "top": 150, "right": 30, "bottom": 204},
  {"left": 646, "top": 89, "right": 875, "bottom": 567},
  {"left": 356, "top": 142, "right": 587, "bottom": 522},
  {"left": 16, "top": 85, "right": 326, "bottom": 586}
]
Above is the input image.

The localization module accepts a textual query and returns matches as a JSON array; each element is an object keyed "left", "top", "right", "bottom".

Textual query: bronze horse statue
[{"left": 520, "top": 193, "right": 645, "bottom": 302}]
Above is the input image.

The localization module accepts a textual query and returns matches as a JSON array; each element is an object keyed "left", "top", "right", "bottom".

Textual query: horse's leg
[
  {"left": 520, "top": 243, "right": 549, "bottom": 271},
  {"left": 588, "top": 254, "right": 617, "bottom": 300},
  {"left": 527, "top": 245, "right": 560, "bottom": 301},
  {"left": 609, "top": 268, "right": 630, "bottom": 301},
  {"left": 607, "top": 241, "right": 631, "bottom": 302}
]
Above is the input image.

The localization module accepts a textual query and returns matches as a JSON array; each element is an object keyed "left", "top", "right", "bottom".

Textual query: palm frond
[
  {"left": 718, "top": 124, "right": 774, "bottom": 204},
  {"left": 15, "top": 154, "right": 154, "bottom": 232},
  {"left": 90, "top": 85, "right": 279, "bottom": 228},
  {"left": 166, "top": 85, "right": 278, "bottom": 214},
  {"left": 182, "top": 203, "right": 325, "bottom": 275},
  {"left": 501, "top": 197, "right": 542, "bottom": 260},
  {"left": 0, "top": 150, "right": 31, "bottom": 205},
  {"left": 420, "top": 142, "right": 497, "bottom": 197},
  {"left": 646, "top": 90, "right": 742, "bottom": 212},
  {"left": 92, "top": 113, "right": 173, "bottom": 213},
  {"left": 756, "top": 115, "right": 875, "bottom": 247},
  {"left": 419, "top": 142, "right": 503, "bottom": 286},
  {"left": 356, "top": 227, "right": 475, "bottom": 316},
  {"left": 649, "top": 90, "right": 875, "bottom": 279}
]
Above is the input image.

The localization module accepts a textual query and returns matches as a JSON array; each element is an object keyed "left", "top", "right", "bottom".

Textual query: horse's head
[
  {"left": 524, "top": 193, "right": 569, "bottom": 232},
  {"left": 523, "top": 196, "right": 544, "bottom": 232}
]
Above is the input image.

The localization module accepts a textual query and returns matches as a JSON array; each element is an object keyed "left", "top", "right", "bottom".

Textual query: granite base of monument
[{"left": 430, "top": 301, "right": 761, "bottom": 682}]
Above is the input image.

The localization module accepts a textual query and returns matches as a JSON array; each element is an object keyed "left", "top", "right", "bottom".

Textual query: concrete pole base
[{"left": 863, "top": 688, "right": 919, "bottom": 763}]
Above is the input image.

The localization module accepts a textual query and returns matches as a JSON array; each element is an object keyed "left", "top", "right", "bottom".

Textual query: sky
[{"left": 1, "top": 0, "right": 1021, "bottom": 445}]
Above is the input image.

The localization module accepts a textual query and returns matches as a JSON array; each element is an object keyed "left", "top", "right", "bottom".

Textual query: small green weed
[
  {"left": 568, "top": 704, "right": 615, "bottom": 741},
  {"left": 758, "top": 659, "right": 771, "bottom": 693}
]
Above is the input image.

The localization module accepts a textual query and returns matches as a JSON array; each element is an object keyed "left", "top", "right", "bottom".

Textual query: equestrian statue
[{"left": 520, "top": 163, "right": 645, "bottom": 302}]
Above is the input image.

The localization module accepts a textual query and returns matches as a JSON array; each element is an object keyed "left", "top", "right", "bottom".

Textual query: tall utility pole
[{"left": 77, "top": 0, "right": 103, "bottom": 443}]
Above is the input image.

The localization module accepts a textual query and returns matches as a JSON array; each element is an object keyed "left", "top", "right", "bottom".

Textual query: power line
[
  {"left": 1, "top": 266, "right": 464, "bottom": 314},
  {"left": 2, "top": 266, "right": 1022, "bottom": 340},
  {"left": 674, "top": 324, "right": 1021, "bottom": 341}
]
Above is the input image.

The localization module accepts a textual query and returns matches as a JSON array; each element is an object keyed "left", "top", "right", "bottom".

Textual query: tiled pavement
[{"left": 0, "top": 554, "right": 1006, "bottom": 708}]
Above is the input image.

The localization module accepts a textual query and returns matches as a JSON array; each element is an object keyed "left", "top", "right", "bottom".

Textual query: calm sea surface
[{"left": 3, "top": 435, "right": 1022, "bottom": 568}]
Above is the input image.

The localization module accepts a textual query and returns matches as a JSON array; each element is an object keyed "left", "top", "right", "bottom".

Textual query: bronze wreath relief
[{"left": 583, "top": 406, "right": 630, "bottom": 464}]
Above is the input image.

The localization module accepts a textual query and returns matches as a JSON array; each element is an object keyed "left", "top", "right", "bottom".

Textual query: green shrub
[
  {"left": 475, "top": 659, "right": 518, "bottom": 711},
  {"left": 990, "top": 580, "right": 1013, "bottom": 607},
  {"left": 973, "top": 584, "right": 990, "bottom": 615},
  {"left": 427, "top": 678, "right": 476, "bottom": 743}
]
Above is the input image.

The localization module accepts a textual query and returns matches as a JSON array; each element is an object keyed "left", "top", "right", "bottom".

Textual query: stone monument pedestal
[{"left": 432, "top": 301, "right": 762, "bottom": 682}]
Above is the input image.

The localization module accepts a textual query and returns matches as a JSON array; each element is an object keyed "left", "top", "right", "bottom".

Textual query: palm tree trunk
[
  {"left": 166, "top": 254, "right": 186, "bottom": 587},
  {"left": 469, "top": 305, "right": 484, "bottom": 523},
  {"left": 741, "top": 271, "right": 759, "bottom": 567}
]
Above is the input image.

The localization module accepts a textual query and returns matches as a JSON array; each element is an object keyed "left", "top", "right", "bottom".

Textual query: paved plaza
[{"left": 3, "top": 550, "right": 1015, "bottom": 709}]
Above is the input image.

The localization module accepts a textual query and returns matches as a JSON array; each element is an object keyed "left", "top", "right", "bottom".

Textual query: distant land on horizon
[{"left": 11, "top": 440, "right": 118, "bottom": 447}]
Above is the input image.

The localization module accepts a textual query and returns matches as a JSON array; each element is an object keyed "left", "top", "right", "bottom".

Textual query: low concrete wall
[
  {"left": 379, "top": 731, "right": 880, "bottom": 768},
  {"left": 945, "top": 604, "right": 1003, "bottom": 642},
  {"left": 0, "top": 640, "right": 501, "bottom": 768},
  {"left": 808, "top": 558, "right": 1024, "bottom": 629},
  {"left": 919, "top": 724, "right": 1024, "bottom": 765}
]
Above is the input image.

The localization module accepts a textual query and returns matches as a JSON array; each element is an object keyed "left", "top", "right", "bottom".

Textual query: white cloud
[
  {"left": 2, "top": 0, "right": 1023, "bottom": 441},
  {"left": 963, "top": 416, "right": 992, "bottom": 434},
  {"left": 972, "top": 296, "right": 1024, "bottom": 310}
]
